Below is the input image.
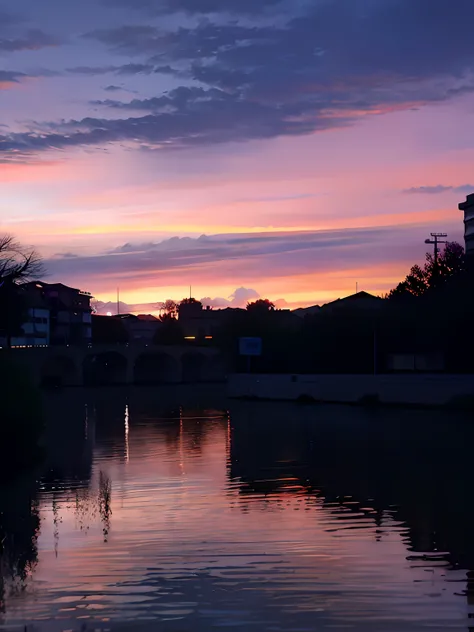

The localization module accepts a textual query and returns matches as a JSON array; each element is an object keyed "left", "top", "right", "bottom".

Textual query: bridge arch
[
  {"left": 133, "top": 352, "right": 181, "bottom": 384},
  {"left": 41, "top": 355, "right": 79, "bottom": 387},
  {"left": 181, "top": 352, "right": 209, "bottom": 383},
  {"left": 83, "top": 351, "right": 128, "bottom": 386},
  {"left": 204, "top": 354, "right": 227, "bottom": 382}
]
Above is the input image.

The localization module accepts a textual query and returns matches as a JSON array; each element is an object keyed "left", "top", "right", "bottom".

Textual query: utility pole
[
  {"left": 425, "top": 233, "right": 447, "bottom": 277},
  {"left": 117, "top": 287, "right": 120, "bottom": 316}
]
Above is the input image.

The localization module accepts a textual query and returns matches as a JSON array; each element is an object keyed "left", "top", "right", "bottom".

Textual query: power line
[{"left": 425, "top": 232, "right": 447, "bottom": 270}]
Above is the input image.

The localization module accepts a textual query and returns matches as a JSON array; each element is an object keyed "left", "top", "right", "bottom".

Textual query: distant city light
[
  {"left": 107, "top": 312, "right": 113, "bottom": 316},
  {"left": 184, "top": 336, "right": 196, "bottom": 340}
]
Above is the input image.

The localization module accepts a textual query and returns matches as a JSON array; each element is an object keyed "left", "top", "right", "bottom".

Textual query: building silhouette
[
  {"left": 459, "top": 193, "right": 474, "bottom": 263},
  {"left": 24, "top": 282, "right": 93, "bottom": 345}
]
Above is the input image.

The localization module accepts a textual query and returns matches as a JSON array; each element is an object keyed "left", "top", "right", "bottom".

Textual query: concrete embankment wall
[{"left": 227, "top": 373, "right": 474, "bottom": 407}]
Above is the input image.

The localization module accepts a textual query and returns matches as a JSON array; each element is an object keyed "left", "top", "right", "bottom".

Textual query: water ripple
[{"left": 0, "top": 395, "right": 473, "bottom": 631}]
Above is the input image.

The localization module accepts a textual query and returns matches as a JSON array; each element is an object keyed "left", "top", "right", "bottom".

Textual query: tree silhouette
[
  {"left": 246, "top": 299, "right": 275, "bottom": 313},
  {"left": 158, "top": 312, "right": 175, "bottom": 324},
  {"left": 388, "top": 241, "right": 465, "bottom": 299},
  {"left": 0, "top": 235, "right": 43, "bottom": 284},
  {"left": 0, "top": 485, "right": 40, "bottom": 614},
  {"left": 163, "top": 300, "right": 178, "bottom": 318},
  {"left": 389, "top": 264, "right": 429, "bottom": 298},
  {"left": 0, "top": 235, "right": 44, "bottom": 347},
  {"left": 179, "top": 298, "right": 202, "bottom": 307},
  {"left": 425, "top": 241, "right": 465, "bottom": 285}
]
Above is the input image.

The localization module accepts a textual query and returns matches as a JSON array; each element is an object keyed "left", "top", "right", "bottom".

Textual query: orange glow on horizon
[
  {"left": 2, "top": 106, "right": 469, "bottom": 310},
  {"left": 93, "top": 259, "right": 410, "bottom": 310}
]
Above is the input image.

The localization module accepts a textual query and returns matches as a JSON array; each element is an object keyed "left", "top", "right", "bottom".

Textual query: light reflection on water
[{"left": 1, "top": 387, "right": 474, "bottom": 631}]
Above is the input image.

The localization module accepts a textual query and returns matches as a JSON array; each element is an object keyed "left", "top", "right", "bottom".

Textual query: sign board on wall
[{"left": 239, "top": 337, "right": 262, "bottom": 357}]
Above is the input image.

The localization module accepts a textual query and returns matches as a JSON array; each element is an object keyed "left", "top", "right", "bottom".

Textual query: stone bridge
[{"left": 5, "top": 344, "right": 226, "bottom": 387}]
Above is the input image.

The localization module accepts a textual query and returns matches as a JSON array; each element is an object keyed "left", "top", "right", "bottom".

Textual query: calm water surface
[{"left": 1, "top": 387, "right": 474, "bottom": 631}]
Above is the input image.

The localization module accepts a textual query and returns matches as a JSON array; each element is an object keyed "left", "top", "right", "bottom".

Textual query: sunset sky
[{"left": 1, "top": 0, "right": 473, "bottom": 309}]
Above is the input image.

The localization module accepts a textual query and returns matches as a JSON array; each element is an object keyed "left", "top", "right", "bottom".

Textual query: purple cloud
[
  {"left": 0, "top": 28, "right": 59, "bottom": 52},
  {"left": 404, "top": 185, "right": 474, "bottom": 195},
  {"left": 40, "top": 225, "right": 441, "bottom": 293},
  {"left": 2, "top": 0, "right": 474, "bottom": 162}
]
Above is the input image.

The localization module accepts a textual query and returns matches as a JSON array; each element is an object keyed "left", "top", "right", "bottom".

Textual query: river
[{"left": 0, "top": 385, "right": 473, "bottom": 631}]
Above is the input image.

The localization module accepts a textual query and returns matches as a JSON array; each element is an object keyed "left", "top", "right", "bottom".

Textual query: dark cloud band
[
  {"left": 0, "top": 28, "right": 59, "bottom": 51},
  {"left": 404, "top": 185, "right": 474, "bottom": 195},
  {"left": 105, "top": 0, "right": 284, "bottom": 16},
  {"left": 3, "top": 0, "right": 474, "bottom": 160},
  {"left": 44, "top": 226, "right": 423, "bottom": 286}
]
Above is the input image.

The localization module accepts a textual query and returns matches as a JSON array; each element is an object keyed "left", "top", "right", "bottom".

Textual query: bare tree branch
[{"left": 0, "top": 234, "right": 45, "bottom": 283}]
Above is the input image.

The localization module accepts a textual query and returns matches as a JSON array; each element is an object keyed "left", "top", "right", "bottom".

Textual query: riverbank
[
  {"left": 227, "top": 373, "right": 474, "bottom": 409},
  {"left": 0, "top": 355, "right": 44, "bottom": 479}
]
